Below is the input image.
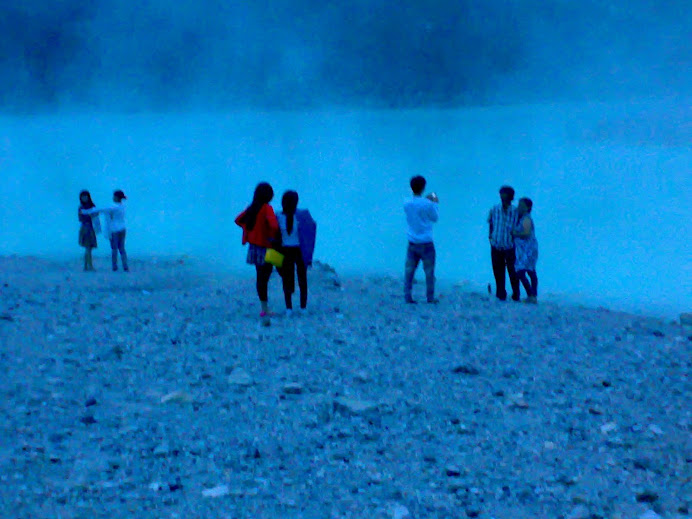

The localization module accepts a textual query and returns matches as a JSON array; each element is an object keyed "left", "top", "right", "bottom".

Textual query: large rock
[
  {"left": 390, "top": 503, "right": 410, "bottom": 519},
  {"left": 160, "top": 390, "right": 193, "bottom": 404},
  {"left": 227, "top": 368, "right": 254, "bottom": 387},
  {"left": 333, "top": 397, "right": 379, "bottom": 416},
  {"left": 566, "top": 504, "right": 591, "bottom": 519},
  {"left": 202, "top": 485, "right": 230, "bottom": 498},
  {"left": 282, "top": 383, "right": 304, "bottom": 395},
  {"left": 681, "top": 312, "right": 692, "bottom": 332}
]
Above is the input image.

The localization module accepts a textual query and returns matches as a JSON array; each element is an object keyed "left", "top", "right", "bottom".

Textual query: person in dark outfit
[
  {"left": 78, "top": 190, "right": 98, "bottom": 271},
  {"left": 488, "top": 185, "right": 520, "bottom": 301},
  {"left": 80, "top": 190, "right": 129, "bottom": 272},
  {"left": 276, "top": 190, "right": 316, "bottom": 314}
]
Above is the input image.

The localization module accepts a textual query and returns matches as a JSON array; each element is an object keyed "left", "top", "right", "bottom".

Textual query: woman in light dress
[{"left": 512, "top": 197, "right": 539, "bottom": 303}]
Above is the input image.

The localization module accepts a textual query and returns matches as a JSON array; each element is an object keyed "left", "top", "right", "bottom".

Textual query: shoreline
[{"left": 3, "top": 252, "right": 684, "bottom": 322}]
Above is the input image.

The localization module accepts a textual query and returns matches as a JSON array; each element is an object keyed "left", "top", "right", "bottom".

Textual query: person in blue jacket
[{"left": 276, "top": 190, "right": 316, "bottom": 313}]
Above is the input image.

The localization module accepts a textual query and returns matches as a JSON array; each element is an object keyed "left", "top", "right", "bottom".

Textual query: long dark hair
[
  {"left": 281, "top": 190, "right": 299, "bottom": 234},
  {"left": 519, "top": 197, "right": 533, "bottom": 212},
  {"left": 241, "top": 182, "right": 274, "bottom": 231},
  {"left": 79, "top": 190, "right": 95, "bottom": 209}
]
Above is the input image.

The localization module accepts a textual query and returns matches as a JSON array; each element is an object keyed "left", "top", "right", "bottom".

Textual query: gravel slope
[{"left": 0, "top": 256, "right": 690, "bottom": 519}]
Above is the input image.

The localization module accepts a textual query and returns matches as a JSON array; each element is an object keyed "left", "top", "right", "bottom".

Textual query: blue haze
[{"left": 0, "top": 1, "right": 690, "bottom": 318}]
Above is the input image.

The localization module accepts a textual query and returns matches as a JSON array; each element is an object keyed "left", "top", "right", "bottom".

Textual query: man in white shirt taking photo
[{"left": 403, "top": 175, "right": 439, "bottom": 304}]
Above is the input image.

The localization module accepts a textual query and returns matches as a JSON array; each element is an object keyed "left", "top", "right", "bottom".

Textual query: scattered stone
[
  {"left": 353, "top": 370, "right": 370, "bottom": 383},
  {"left": 455, "top": 423, "right": 473, "bottom": 435},
  {"left": 452, "top": 364, "right": 480, "bottom": 375},
  {"left": 509, "top": 393, "right": 529, "bottom": 409},
  {"left": 636, "top": 490, "right": 659, "bottom": 503},
  {"left": 366, "top": 471, "right": 384, "bottom": 485},
  {"left": 282, "top": 383, "right": 304, "bottom": 395},
  {"left": 0, "top": 314, "right": 14, "bottom": 322},
  {"left": 202, "top": 484, "right": 230, "bottom": 498},
  {"left": 632, "top": 457, "right": 656, "bottom": 471},
  {"left": 447, "top": 479, "right": 468, "bottom": 493},
  {"left": 2, "top": 258, "right": 688, "bottom": 519},
  {"left": 639, "top": 511, "right": 662, "bottom": 519},
  {"left": 168, "top": 478, "right": 183, "bottom": 492},
  {"left": 160, "top": 390, "right": 193, "bottom": 404},
  {"left": 227, "top": 368, "right": 254, "bottom": 387},
  {"left": 681, "top": 312, "right": 692, "bottom": 326},
  {"left": 80, "top": 415, "right": 96, "bottom": 425},
  {"left": 445, "top": 465, "right": 462, "bottom": 477},
  {"left": 333, "top": 397, "right": 378, "bottom": 416},
  {"left": 556, "top": 474, "right": 579, "bottom": 486},
  {"left": 566, "top": 504, "right": 590, "bottom": 519},
  {"left": 600, "top": 422, "right": 618, "bottom": 434},
  {"left": 243, "top": 441, "right": 261, "bottom": 459},
  {"left": 423, "top": 452, "right": 437, "bottom": 463},
  {"left": 149, "top": 481, "right": 165, "bottom": 491},
  {"left": 389, "top": 502, "right": 410, "bottom": 519},
  {"left": 153, "top": 442, "right": 171, "bottom": 457},
  {"left": 647, "top": 424, "right": 664, "bottom": 436},
  {"left": 48, "top": 453, "right": 61, "bottom": 463}
]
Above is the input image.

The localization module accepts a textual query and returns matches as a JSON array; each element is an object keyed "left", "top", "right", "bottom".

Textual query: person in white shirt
[
  {"left": 81, "top": 189, "right": 129, "bottom": 272},
  {"left": 403, "top": 175, "right": 439, "bottom": 304}
]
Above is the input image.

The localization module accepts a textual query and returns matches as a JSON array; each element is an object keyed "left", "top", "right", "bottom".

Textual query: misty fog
[
  {"left": 2, "top": 0, "right": 690, "bottom": 109},
  {"left": 0, "top": 1, "right": 690, "bottom": 318}
]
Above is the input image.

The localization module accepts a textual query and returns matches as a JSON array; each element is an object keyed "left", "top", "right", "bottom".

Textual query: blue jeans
[
  {"left": 110, "top": 230, "right": 128, "bottom": 271},
  {"left": 404, "top": 242, "right": 435, "bottom": 302}
]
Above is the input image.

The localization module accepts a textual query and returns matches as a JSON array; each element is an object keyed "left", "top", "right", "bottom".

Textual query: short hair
[
  {"left": 410, "top": 175, "right": 426, "bottom": 195},
  {"left": 499, "top": 185, "right": 515, "bottom": 197},
  {"left": 519, "top": 197, "right": 533, "bottom": 212}
]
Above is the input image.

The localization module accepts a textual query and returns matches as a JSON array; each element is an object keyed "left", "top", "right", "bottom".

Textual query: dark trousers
[
  {"left": 280, "top": 247, "right": 308, "bottom": 309},
  {"left": 491, "top": 247, "right": 519, "bottom": 301},
  {"left": 517, "top": 269, "right": 538, "bottom": 298},
  {"left": 110, "top": 230, "right": 128, "bottom": 271},
  {"left": 255, "top": 263, "right": 273, "bottom": 302},
  {"left": 404, "top": 242, "right": 436, "bottom": 302}
]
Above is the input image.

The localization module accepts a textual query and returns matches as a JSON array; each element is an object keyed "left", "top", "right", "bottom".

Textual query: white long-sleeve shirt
[
  {"left": 83, "top": 202, "right": 126, "bottom": 233},
  {"left": 404, "top": 196, "right": 438, "bottom": 244}
]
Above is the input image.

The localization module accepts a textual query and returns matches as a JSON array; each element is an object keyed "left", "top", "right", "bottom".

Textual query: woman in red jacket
[{"left": 235, "top": 182, "right": 279, "bottom": 323}]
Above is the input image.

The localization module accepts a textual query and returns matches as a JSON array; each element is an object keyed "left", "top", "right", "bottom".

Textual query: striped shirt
[{"left": 488, "top": 203, "right": 517, "bottom": 250}]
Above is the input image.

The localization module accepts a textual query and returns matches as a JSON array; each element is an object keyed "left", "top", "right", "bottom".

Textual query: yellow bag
[{"left": 264, "top": 248, "right": 284, "bottom": 268}]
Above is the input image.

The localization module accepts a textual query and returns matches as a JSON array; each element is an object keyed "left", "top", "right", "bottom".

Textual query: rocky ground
[{"left": 0, "top": 255, "right": 690, "bottom": 519}]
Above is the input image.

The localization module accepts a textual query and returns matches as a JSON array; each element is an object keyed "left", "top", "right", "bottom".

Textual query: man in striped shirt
[{"left": 488, "top": 185, "right": 520, "bottom": 301}]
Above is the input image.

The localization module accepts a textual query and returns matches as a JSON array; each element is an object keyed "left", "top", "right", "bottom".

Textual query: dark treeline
[{"left": 1, "top": 0, "right": 690, "bottom": 111}]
